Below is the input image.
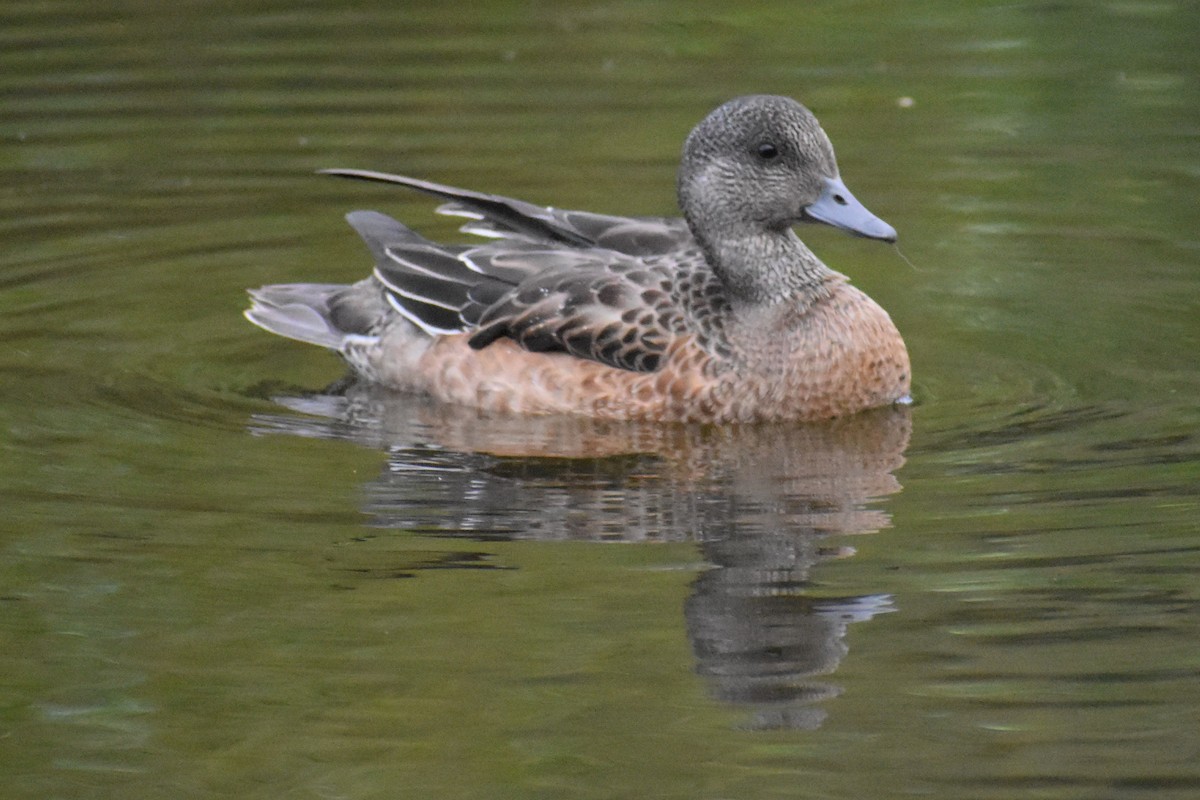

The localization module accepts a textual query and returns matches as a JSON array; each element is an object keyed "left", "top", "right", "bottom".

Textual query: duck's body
[{"left": 246, "top": 95, "right": 910, "bottom": 423}]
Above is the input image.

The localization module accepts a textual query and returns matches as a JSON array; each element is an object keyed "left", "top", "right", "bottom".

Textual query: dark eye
[{"left": 756, "top": 142, "right": 779, "bottom": 160}]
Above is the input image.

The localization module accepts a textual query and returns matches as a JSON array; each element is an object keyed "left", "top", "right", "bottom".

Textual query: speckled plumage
[{"left": 246, "top": 95, "right": 910, "bottom": 423}]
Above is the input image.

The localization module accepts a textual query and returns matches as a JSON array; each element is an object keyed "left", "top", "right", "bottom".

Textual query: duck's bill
[{"left": 801, "top": 176, "right": 897, "bottom": 242}]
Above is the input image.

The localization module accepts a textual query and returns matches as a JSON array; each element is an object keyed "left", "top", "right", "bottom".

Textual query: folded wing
[{"left": 335, "top": 173, "right": 701, "bottom": 373}]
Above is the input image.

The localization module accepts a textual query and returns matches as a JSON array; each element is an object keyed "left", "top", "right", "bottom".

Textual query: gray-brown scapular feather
[{"left": 333, "top": 171, "right": 728, "bottom": 374}]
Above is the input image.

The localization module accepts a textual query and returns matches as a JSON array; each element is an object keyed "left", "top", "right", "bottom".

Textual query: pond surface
[{"left": 2, "top": 1, "right": 1198, "bottom": 798}]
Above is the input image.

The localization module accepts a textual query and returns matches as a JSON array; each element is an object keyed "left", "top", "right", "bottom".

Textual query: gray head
[{"left": 677, "top": 95, "right": 896, "bottom": 248}]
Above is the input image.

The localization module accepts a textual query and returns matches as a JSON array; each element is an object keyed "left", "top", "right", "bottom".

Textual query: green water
[{"left": 2, "top": 1, "right": 1198, "bottom": 798}]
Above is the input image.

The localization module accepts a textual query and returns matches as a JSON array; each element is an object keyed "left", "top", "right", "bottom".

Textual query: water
[{"left": 2, "top": 1, "right": 1198, "bottom": 798}]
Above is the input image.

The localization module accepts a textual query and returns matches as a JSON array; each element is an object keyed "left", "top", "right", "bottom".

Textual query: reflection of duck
[
  {"left": 687, "top": 590, "right": 895, "bottom": 731},
  {"left": 252, "top": 387, "right": 910, "bottom": 728},
  {"left": 246, "top": 95, "right": 909, "bottom": 422},
  {"left": 254, "top": 383, "right": 909, "bottom": 539}
]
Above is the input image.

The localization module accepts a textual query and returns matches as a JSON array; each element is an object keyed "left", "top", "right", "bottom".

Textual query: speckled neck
[{"left": 696, "top": 224, "right": 839, "bottom": 306}]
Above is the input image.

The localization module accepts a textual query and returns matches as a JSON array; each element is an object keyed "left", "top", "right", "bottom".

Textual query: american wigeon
[{"left": 246, "top": 95, "right": 910, "bottom": 423}]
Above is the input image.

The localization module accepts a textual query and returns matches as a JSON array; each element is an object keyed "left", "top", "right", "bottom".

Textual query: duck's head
[{"left": 678, "top": 95, "right": 896, "bottom": 245}]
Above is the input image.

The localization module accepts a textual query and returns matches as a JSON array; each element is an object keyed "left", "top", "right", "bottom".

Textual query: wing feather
[
  {"left": 333, "top": 174, "right": 718, "bottom": 374},
  {"left": 466, "top": 260, "right": 686, "bottom": 373}
]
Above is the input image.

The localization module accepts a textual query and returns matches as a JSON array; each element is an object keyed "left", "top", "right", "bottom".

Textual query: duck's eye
[{"left": 756, "top": 142, "right": 779, "bottom": 160}]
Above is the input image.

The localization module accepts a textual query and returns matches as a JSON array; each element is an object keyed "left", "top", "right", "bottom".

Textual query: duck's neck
[{"left": 701, "top": 225, "right": 839, "bottom": 306}]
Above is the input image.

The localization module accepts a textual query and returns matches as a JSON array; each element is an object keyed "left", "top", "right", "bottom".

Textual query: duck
[{"left": 245, "top": 94, "right": 910, "bottom": 423}]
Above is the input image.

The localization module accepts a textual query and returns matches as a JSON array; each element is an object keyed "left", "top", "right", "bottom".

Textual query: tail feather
[{"left": 245, "top": 284, "right": 353, "bottom": 349}]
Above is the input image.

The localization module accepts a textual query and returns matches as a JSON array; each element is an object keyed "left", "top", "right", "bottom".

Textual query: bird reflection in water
[{"left": 250, "top": 382, "right": 910, "bottom": 729}]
